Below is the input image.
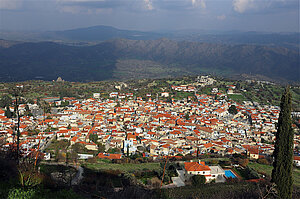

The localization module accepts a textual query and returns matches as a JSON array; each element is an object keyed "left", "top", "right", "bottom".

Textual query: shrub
[
  {"left": 148, "top": 177, "right": 161, "bottom": 188},
  {"left": 18, "top": 161, "right": 44, "bottom": 188},
  {"left": 86, "top": 157, "right": 97, "bottom": 163},
  {"left": 19, "top": 170, "right": 43, "bottom": 188},
  {"left": 245, "top": 166, "right": 260, "bottom": 179},
  {"left": 257, "top": 158, "right": 269, "bottom": 165},
  {"left": 225, "top": 177, "right": 240, "bottom": 183},
  {"left": 191, "top": 175, "right": 206, "bottom": 186},
  {"left": 210, "top": 159, "right": 219, "bottom": 165},
  {"left": 238, "top": 158, "right": 249, "bottom": 167},
  {"left": 7, "top": 188, "right": 36, "bottom": 199}
]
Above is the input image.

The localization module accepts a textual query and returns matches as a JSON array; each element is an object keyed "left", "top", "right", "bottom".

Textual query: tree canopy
[
  {"left": 228, "top": 105, "right": 238, "bottom": 115},
  {"left": 0, "top": 95, "right": 12, "bottom": 108},
  {"left": 191, "top": 175, "right": 206, "bottom": 186}
]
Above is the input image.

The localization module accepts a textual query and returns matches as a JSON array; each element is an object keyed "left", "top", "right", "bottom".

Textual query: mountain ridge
[
  {"left": 0, "top": 25, "right": 299, "bottom": 50},
  {"left": 0, "top": 38, "right": 298, "bottom": 83}
]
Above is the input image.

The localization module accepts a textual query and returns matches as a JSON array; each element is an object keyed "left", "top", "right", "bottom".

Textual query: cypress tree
[
  {"left": 271, "top": 87, "right": 294, "bottom": 199},
  {"left": 127, "top": 144, "right": 129, "bottom": 157}
]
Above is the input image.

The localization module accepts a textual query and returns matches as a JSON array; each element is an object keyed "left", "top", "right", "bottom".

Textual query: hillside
[{"left": 0, "top": 38, "right": 298, "bottom": 82}]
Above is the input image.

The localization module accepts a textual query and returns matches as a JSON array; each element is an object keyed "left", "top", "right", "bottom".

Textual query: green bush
[
  {"left": 245, "top": 166, "right": 260, "bottom": 179},
  {"left": 8, "top": 188, "right": 36, "bottom": 199},
  {"left": 192, "top": 175, "right": 206, "bottom": 186},
  {"left": 257, "top": 158, "right": 270, "bottom": 165}
]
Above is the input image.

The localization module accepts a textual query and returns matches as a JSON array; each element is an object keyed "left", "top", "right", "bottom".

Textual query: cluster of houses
[
  {"left": 0, "top": 82, "right": 300, "bottom": 182},
  {"left": 196, "top": 76, "right": 216, "bottom": 87},
  {"left": 171, "top": 85, "right": 196, "bottom": 92}
]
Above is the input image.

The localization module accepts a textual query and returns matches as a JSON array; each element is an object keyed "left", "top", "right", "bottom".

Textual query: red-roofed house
[
  {"left": 0, "top": 109, "right": 5, "bottom": 116},
  {"left": 98, "top": 153, "right": 122, "bottom": 160},
  {"left": 294, "top": 156, "right": 300, "bottom": 167},
  {"left": 184, "top": 161, "right": 211, "bottom": 181}
]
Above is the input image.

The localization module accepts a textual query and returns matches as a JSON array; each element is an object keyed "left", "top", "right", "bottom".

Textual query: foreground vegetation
[{"left": 2, "top": 150, "right": 300, "bottom": 199}]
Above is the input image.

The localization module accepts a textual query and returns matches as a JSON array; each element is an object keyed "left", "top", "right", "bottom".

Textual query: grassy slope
[
  {"left": 83, "top": 162, "right": 161, "bottom": 172},
  {"left": 248, "top": 162, "right": 300, "bottom": 187}
]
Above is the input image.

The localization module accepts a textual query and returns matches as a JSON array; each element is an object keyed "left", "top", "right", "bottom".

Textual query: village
[{"left": 0, "top": 76, "right": 300, "bottom": 188}]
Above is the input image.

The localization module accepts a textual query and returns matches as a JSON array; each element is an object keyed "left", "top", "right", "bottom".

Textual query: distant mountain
[
  {"left": 0, "top": 26, "right": 299, "bottom": 50},
  {"left": 43, "top": 25, "right": 165, "bottom": 41},
  {"left": 0, "top": 26, "right": 165, "bottom": 42},
  {"left": 0, "top": 38, "right": 298, "bottom": 82}
]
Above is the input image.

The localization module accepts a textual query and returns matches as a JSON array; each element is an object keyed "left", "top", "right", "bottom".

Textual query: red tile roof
[{"left": 184, "top": 161, "right": 210, "bottom": 172}]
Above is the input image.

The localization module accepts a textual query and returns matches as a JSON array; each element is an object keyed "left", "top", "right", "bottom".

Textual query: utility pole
[{"left": 160, "top": 156, "right": 169, "bottom": 189}]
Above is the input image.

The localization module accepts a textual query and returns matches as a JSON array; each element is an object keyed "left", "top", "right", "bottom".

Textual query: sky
[{"left": 0, "top": 0, "right": 299, "bottom": 32}]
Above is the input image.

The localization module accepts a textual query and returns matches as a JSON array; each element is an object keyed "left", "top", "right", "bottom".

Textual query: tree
[
  {"left": 60, "top": 101, "right": 69, "bottom": 107},
  {"left": 0, "top": 95, "right": 12, "bottom": 108},
  {"left": 238, "top": 158, "right": 249, "bottom": 167},
  {"left": 271, "top": 87, "right": 294, "bottom": 199},
  {"left": 72, "top": 143, "right": 86, "bottom": 154},
  {"left": 97, "top": 143, "right": 105, "bottom": 153},
  {"left": 5, "top": 106, "right": 13, "bottom": 118},
  {"left": 107, "top": 148, "right": 121, "bottom": 154},
  {"left": 127, "top": 145, "right": 129, "bottom": 157},
  {"left": 39, "top": 100, "right": 51, "bottom": 114},
  {"left": 258, "top": 158, "right": 269, "bottom": 165},
  {"left": 228, "top": 105, "right": 238, "bottom": 115},
  {"left": 89, "top": 133, "right": 98, "bottom": 143},
  {"left": 236, "top": 82, "right": 241, "bottom": 90},
  {"left": 191, "top": 175, "right": 206, "bottom": 186},
  {"left": 24, "top": 105, "right": 33, "bottom": 116},
  {"left": 184, "top": 112, "right": 189, "bottom": 120}
]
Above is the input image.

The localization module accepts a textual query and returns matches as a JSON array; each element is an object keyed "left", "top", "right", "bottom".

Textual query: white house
[
  {"left": 161, "top": 92, "right": 169, "bottom": 97},
  {"left": 93, "top": 93, "right": 100, "bottom": 99},
  {"left": 184, "top": 161, "right": 225, "bottom": 182}
]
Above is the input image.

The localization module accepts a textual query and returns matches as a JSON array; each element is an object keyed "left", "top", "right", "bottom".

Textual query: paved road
[
  {"left": 171, "top": 176, "right": 185, "bottom": 187},
  {"left": 40, "top": 134, "right": 55, "bottom": 152},
  {"left": 71, "top": 166, "right": 84, "bottom": 185},
  {"left": 173, "top": 169, "right": 185, "bottom": 187},
  {"left": 41, "top": 162, "right": 84, "bottom": 186}
]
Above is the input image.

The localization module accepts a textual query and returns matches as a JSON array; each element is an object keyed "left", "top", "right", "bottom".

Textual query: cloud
[
  {"left": 232, "top": 0, "right": 299, "bottom": 14},
  {"left": 0, "top": 0, "right": 22, "bottom": 10},
  {"left": 59, "top": 5, "right": 82, "bottom": 14},
  {"left": 191, "top": 0, "right": 206, "bottom": 9},
  {"left": 144, "top": 0, "right": 153, "bottom": 10},
  {"left": 55, "top": 0, "right": 209, "bottom": 14},
  {"left": 217, "top": 14, "right": 226, "bottom": 20},
  {"left": 233, "top": 0, "right": 254, "bottom": 13},
  {"left": 56, "top": 0, "right": 154, "bottom": 13},
  {"left": 56, "top": 0, "right": 128, "bottom": 14},
  {"left": 57, "top": 0, "right": 127, "bottom": 9}
]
